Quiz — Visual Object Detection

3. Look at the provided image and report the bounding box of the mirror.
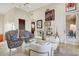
[31,22,35,34]
[66,14,76,38]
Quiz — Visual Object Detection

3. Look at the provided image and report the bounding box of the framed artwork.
[37,20,42,29]
[66,3,76,12]
[47,22,51,26]
[44,22,48,26]
[44,21,51,26]
[46,30,53,36]
[37,30,42,36]
[45,9,55,21]
[31,22,35,34]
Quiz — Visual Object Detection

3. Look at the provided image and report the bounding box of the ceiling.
[0,3,15,15]
[0,3,51,15]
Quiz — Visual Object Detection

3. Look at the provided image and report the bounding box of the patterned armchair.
[19,30,34,43]
[5,30,23,49]
[24,31,34,43]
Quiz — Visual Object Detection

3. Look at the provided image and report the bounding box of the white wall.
[4,8,16,33]
[14,8,32,32]
[30,3,79,45]
[0,15,9,54]
[76,4,79,45]
[0,15,4,34]
[30,4,66,42]
[4,7,32,33]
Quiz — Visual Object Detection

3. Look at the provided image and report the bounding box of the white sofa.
[29,40,52,56]
[51,37,59,50]
[46,36,60,56]
[28,36,60,56]
[46,36,60,50]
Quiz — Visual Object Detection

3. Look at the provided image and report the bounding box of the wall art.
[37,20,42,29]
[66,3,76,12]
[45,9,55,21]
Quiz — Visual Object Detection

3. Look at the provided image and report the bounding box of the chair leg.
[29,49,30,56]
[9,49,12,56]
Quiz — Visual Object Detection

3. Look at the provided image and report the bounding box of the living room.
[0,3,79,56]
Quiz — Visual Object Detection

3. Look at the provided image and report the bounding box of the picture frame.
[66,3,76,12]
[45,9,55,21]
[47,22,51,26]
[46,30,53,36]
[37,30,42,36]
[31,22,35,34]
[37,20,42,29]
[44,21,51,26]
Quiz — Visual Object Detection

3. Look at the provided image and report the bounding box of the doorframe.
[18,18,25,38]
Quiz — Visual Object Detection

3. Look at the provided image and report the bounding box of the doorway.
[66,15,76,37]
[19,19,25,37]
[31,22,35,35]
[19,19,25,30]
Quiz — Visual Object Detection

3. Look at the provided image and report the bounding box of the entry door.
[19,19,25,30]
